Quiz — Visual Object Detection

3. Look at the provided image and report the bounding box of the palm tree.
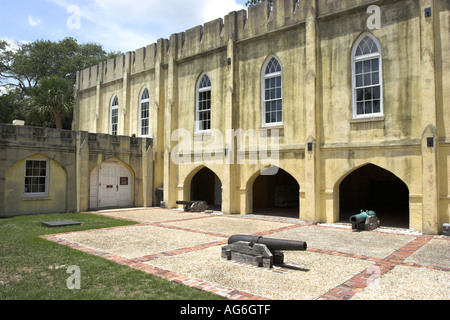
[30,76,74,129]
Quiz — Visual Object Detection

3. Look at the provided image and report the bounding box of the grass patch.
[0,213,226,300]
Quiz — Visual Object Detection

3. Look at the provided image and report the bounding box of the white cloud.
[28,15,41,27]
[202,0,246,22]
[1,37,21,51]
[47,0,245,52]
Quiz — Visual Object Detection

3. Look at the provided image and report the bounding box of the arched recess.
[187,166,222,210]
[248,166,300,218]
[4,153,67,216]
[90,158,134,210]
[337,163,410,228]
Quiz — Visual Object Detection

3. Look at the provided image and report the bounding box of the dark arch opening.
[190,167,222,211]
[252,168,299,218]
[339,164,410,228]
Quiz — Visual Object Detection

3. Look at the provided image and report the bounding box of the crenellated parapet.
[75,0,382,92]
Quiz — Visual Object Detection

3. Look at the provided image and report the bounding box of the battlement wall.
[76,0,381,91]
[0,123,150,156]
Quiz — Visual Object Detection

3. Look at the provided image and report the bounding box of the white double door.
[90,161,131,209]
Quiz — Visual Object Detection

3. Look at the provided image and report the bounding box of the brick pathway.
[41,208,449,300]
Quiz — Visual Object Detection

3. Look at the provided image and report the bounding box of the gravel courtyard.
[43,208,450,300]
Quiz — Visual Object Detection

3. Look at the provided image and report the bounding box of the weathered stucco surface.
[69,0,449,234]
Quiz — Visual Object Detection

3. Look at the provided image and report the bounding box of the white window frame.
[351,33,383,120]
[110,95,119,136]
[139,88,150,137]
[261,56,283,127]
[195,73,212,133]
[24,159,49,197]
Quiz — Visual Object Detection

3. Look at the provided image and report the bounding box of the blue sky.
[0,0,248,52]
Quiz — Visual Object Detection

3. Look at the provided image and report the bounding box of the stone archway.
[338,164,410,228]
[251,167,300,219]
[190,167,222,211]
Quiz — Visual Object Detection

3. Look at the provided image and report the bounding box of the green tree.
[245,0,272,6]
[30,76,74,130]
[0,89,26,124]
[0,37,119,129]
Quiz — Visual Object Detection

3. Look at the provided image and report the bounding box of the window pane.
[277,100,282,111]
[373,100,381,113]
[373,86,380,99]
[271,112,276,123]
[364,73,371,86]
[357,102,364,114]
[276,77,281,87]
[357,89,364,101]
[365,101,372,114]
[363,60,371,73]
[372,72,379,85]
[355,62,363,74]
[372,58,379,71]
[356,75,363,87]
[364,88,372,100]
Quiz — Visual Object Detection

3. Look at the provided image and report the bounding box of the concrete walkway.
[42,208,449,300]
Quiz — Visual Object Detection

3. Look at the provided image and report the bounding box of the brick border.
[318,236,449,300]
[41,233,267,300]
[41,210,449,300]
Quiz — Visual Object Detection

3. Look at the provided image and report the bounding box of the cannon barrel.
[350,210,376,224]
[228,235,307,251]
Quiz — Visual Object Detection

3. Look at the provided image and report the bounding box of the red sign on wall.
[120,177,128,186]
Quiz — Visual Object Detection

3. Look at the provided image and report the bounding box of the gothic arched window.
[352,34,383,118]
[110,95,119,136]
[139,88,150,136]
[196,73,211,132]
[262,56,283,126]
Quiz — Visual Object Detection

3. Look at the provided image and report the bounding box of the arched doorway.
[339,164,410,228]
[252,167,299,218]
[190,167,222,210]
[90,160,133,210]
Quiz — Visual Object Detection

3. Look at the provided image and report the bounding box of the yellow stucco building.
[0,124,154,218]
[3,0,445,234]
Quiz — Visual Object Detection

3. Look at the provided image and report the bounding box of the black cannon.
[176,200,208,212]
[222,235,307,268]
[228,235,307,251]
[349,210,380,231]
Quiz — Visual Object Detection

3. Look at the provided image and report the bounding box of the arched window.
[139,88,150,136]
[110,95,119,136]
[352,33,383,118]
[196,73,211,132]
[262,56,283,126]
